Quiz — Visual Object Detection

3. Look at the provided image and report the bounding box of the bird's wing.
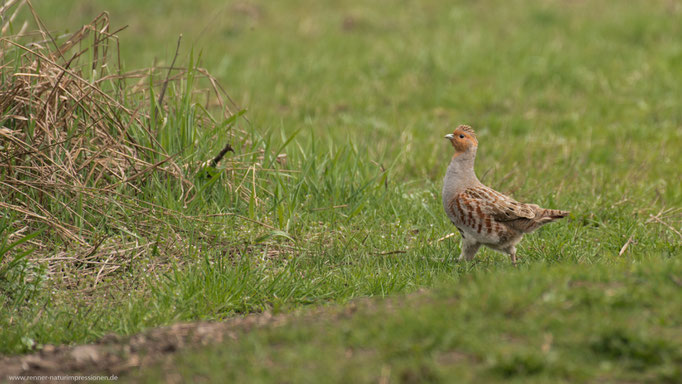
[461,187,536,222]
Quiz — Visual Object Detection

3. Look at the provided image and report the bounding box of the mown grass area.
[1,0,681,381]
[134,261,682,383]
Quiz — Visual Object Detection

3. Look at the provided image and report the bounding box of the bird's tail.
[524,207,570,232]
[540,208,570,220]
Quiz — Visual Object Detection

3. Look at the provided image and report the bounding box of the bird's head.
[445,125,478,157]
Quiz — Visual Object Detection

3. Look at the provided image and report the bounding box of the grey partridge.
[442,125,569,264]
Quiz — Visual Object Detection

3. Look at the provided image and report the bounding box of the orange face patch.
[449,125,478,155]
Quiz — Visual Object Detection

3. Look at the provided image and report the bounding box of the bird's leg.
[507,246,517,266]
[459,236,481,261]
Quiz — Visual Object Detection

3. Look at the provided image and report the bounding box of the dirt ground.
[0,298,379,383]
[0,311,285,382]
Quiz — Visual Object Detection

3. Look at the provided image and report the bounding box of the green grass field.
[1,0,681,382]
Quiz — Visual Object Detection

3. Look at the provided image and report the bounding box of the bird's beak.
[444,134,454,140]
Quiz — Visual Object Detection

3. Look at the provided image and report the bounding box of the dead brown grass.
[0,0,250,285]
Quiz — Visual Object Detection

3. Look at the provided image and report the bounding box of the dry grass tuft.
[0,1,251,284]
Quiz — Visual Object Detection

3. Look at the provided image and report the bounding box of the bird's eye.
[459,134,465,139]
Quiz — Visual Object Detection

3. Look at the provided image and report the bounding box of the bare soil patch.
[0,296,396,381]
[0,311,282,381]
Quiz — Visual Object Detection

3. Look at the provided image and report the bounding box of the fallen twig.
[434,232,456,244]
[373,250,407,256]
[647,214,682,240]
[618,234,634,257]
